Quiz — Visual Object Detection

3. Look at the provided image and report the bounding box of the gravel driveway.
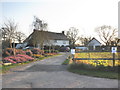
[2,53,119,88]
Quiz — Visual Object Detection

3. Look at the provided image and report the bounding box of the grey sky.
[1,0,119,42]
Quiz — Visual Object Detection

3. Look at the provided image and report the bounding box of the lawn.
[68,68,119,79]
[68,63,119,79]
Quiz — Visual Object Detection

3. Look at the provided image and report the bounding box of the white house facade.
[87,38,102,50]
[23,30,69,48]
[48,40,69,46]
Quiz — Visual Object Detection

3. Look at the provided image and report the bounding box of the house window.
[54,40,57,43]
[63,41,66,44]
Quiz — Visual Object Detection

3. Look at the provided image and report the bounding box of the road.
[2,53,119,88]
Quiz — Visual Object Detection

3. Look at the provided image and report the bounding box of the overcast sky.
[1,0,119,41]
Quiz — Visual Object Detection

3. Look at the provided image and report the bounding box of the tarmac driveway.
[2,53,119,88]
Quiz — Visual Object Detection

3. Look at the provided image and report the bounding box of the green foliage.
[44,50,58,53]
[62,59,69,65]
[68,63,119,79]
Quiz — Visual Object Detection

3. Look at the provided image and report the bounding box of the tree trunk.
[10,39,12,48]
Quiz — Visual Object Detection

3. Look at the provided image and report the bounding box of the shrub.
[69,63,119,73]
[69,63,94,70]
[31,48,44,54]
[2,48,14,57]
[25,49,33,56]
[44,50,58,53]
[44,50,50,53]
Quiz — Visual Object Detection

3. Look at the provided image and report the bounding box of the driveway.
[2,53,119,88]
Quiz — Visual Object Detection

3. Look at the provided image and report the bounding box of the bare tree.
[66,27,79,47]
[15,32,26,43]
[110,38,119,46]
[33,16,48,31]
[1,20,17,48]
[32,16,49,49]
[95,25,118,46]
[79,36,92,46]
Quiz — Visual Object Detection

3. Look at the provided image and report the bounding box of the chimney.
[62,31,64,34]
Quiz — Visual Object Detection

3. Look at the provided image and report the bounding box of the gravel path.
[2,53,119,88]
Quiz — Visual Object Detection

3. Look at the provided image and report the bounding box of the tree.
[32,16,49,49]
[109,38,119,46]
[66,27,79,47]
[95,25,118,46]
[79,36,92,46]
[1,20,17,48]
[33,16,48,31]
[15,32,26,43]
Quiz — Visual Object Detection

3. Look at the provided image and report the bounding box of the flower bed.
[45,53,57,56]
[16,54,34,61]
[74,52,120,66]
[2,48,59,65]
[33,54,44,58]
[3,54,34,64]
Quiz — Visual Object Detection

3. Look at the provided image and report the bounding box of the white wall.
[88,39,101,46]
[48,40,69,46]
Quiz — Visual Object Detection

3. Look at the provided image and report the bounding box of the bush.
[31,48,44,54]
[2,48,14,57]
[44,50,58,53]
[44,50,50,53]
[96,65,118,73]
[25,49,33,56]
[69,63,94,70]
[69,63,119,73]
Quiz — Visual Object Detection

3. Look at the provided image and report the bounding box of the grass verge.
[62,55,72,65]
[62,59,70,65]
[68,64,119,79]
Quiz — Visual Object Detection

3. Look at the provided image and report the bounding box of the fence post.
[113,53,115,67]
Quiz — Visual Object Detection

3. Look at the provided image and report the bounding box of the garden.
[63,52,120,79]
[74,52,120,66]
[1,48,59,73]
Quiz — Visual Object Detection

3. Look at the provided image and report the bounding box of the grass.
[2,61,33,73]
[2,53,61,73]
[62,55,72,65]
[62,59,70,65]
[68,63,119,79]
[68,68,118,79]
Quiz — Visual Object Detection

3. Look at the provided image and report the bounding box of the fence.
[73,51,120,66]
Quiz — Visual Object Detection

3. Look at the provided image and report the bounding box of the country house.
[21,29,69,48]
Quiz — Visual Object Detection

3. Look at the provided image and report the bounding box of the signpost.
[71,49,75,63]
[111,47,117,66]
[71,49,75,55]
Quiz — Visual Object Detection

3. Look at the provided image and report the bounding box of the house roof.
[24,30,69,43]
[87,37,102,46]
